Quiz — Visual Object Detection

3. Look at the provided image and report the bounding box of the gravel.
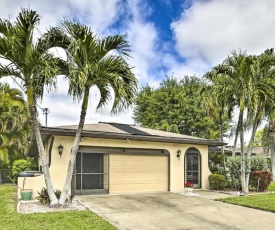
[18,199,87,214]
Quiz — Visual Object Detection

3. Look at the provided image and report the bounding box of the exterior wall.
[18,135,211,198]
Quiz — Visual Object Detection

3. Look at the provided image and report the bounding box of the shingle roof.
[28,122,225,156]
[57,123,128,134]
[48,122,225,146]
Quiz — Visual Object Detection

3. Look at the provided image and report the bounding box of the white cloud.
[171,0,275,67]
[0,0,138,126]
[7,0,274,127]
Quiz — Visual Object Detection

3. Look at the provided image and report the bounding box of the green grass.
[216,193,275,213]
[0,185,117,230]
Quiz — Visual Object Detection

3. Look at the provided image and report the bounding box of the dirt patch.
[18,199,87,213]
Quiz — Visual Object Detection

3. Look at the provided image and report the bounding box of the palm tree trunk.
[245,109,261,192]
[59,88,89,205]
[269,120,275,181]
[238,106,246,193]
[269,132,275,181]
[219,110,227,176]
[232,119,240,156]
[27,86,58,206]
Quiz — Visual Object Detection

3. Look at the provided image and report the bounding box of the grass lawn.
[0,185,117,230]
[216,193,275,213]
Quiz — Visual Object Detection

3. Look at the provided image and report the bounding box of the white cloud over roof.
[1,0,275,130]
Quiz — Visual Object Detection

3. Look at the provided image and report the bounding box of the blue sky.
[1,0,275,132]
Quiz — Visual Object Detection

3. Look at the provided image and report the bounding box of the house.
[19,122,224,198]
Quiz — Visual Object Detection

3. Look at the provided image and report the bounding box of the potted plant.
[184,181,194,194]
[7,175,33,200]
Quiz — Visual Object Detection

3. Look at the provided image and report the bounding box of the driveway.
[77,191,275,230]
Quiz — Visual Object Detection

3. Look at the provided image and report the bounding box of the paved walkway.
[77,190,275,230]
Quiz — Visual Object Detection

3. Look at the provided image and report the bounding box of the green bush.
[250,155,269,171]
[11,158,35,182]
[267,181,275,192]
[36,187,72,204]
[208,174,226,190]
[208,152,225,175]
[226,155,268,189]
[226,156,242,189]
[250,171,272,192]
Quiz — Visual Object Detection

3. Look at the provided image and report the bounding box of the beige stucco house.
[19,122,224,198]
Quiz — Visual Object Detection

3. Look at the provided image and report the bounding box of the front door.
[75,152,108,195]
[185,148,201,188]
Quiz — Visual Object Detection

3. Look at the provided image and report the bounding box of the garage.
[25,122,223,198]
[73,147,169,195]
[109,154,169,194]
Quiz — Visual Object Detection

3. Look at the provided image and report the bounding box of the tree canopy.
[0,83,30,166]
[133,76,222,138]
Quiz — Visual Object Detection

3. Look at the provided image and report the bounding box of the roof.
[28,122,226,155]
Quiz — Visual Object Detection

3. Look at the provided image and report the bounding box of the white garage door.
[109,154,168,194]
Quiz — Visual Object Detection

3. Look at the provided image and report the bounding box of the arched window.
[185,148,201,188]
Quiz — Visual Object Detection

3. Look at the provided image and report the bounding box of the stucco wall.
[18,135,211,198]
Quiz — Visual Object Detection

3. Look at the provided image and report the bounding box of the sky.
[1,0,275,132]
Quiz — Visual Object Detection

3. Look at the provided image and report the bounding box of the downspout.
[48,135,55,168]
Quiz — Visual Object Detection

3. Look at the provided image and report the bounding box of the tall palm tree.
[203,72,234,175]
[0,9,66,205]
[208,51,254,193]
[245,49,275,187]
[268,116,275,181]
[53,20,138,204]
[0,83,29,165]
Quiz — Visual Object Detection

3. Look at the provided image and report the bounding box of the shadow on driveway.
[77,191,275,230]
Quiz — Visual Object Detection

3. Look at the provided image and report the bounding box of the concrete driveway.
[77,191,275,230]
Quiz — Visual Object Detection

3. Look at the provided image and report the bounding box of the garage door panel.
[110,154,168,194]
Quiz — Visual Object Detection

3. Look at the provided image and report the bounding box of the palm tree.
[52,20,138,204]
[208,51,254,193]
[203,72,234,175]
[268,116,275,181]
[0,9,66,205]
[245,49,275,187]
[0,83,30,165]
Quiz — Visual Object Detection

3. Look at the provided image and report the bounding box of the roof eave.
[39,127,226,147]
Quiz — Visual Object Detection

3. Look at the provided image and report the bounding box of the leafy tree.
[253,129,265,147]
[134,76,219,138]
[51,20,138,205]
[0,83,30,165]
[11,158,36,182]
[208,152,224,175]
[0,9,66,205]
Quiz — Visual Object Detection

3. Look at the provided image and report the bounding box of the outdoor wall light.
[177,149,181,159]
[58,144,64,158]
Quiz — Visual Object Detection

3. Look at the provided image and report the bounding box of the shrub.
[208,174,226,190]
[208,152,225,175]
[37,187,62,204]
[250,171,272,192]
[226,156,242,189]
[36,188,73,204]
[226,155,268,189]
[250,156,268,172]
[11,158,35,182]
[267,181,275,192]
